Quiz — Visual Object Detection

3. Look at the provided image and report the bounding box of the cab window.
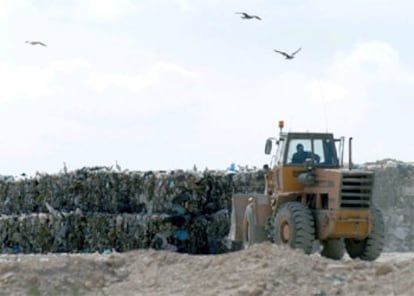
[286,138,337,166]
[287,139,312,164]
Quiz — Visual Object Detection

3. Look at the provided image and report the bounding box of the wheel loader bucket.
[228,193,253,242]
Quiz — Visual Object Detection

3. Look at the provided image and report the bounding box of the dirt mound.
[0,242,413,296]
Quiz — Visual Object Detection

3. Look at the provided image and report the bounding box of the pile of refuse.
[0,167,265,254]
[1,160,413,254]
[363,159,414,252]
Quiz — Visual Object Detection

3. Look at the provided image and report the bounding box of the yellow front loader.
[229,121,384,261]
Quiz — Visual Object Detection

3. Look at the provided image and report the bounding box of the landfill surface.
[0,242,413,296]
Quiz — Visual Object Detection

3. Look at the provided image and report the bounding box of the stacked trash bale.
[363,159,414,252]
[3,160,411,254]
[0,167,265,254]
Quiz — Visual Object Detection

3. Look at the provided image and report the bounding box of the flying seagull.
[235,12,261,20]
[25,40,47,47]
[273,48,301,59]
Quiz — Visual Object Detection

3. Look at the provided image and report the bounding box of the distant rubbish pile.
[363,159,414,252]
[1,160,413,254]
[0,167,265,254]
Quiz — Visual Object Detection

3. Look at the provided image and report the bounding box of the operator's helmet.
[297,143,304,151]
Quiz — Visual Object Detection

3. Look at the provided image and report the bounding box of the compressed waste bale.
[3,163,405,253]
[0,167,265,216]
[0,212,176,254]
[364,160,414,252]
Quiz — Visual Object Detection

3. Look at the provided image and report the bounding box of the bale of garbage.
[363,159,414,252]
[0,167,265,254]
[2,160,412,254]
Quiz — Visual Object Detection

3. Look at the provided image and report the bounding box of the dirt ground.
[0,242,413,296]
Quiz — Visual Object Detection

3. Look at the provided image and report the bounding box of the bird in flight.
[273,48,302,59]
[25,40,47,47]
[235,12,261,20]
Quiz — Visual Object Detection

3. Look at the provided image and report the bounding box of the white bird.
[115,160,122,172]
[273,48,302,59]
[25,40,47,47]
[235,12,261,20]
[45,202,63,218]
[62,162,68,174]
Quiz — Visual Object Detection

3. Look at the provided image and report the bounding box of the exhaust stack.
[349,137,353,170]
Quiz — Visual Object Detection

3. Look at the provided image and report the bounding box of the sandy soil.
[0,242,413,296]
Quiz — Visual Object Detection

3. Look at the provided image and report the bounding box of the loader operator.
[291,143,320,164]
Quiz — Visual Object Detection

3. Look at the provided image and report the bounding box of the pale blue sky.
[1,0,414,176]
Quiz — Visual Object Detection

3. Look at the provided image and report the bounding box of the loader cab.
[264,131,343,194]
[265,132,341,169]
[285,133,339,168]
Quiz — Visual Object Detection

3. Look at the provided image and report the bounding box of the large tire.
[242,204,267,249]
[345,207,385,261]
[273,202,315,255]
[344,238,365,259]
[321,239,345,260]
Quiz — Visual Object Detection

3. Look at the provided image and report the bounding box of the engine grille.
[340,172,373,208]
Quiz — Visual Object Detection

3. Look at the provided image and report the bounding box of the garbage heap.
[1,160,413,254]
[0,167,265,254]
[363,159,414,252]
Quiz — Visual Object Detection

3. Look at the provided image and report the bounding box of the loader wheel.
[344,239,364,259]
[243,204,267,249]
[345,207,385,261]
[321,239,345,260]
[273,202,315,254]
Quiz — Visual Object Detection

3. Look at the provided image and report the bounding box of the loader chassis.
[229,127,384,261]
